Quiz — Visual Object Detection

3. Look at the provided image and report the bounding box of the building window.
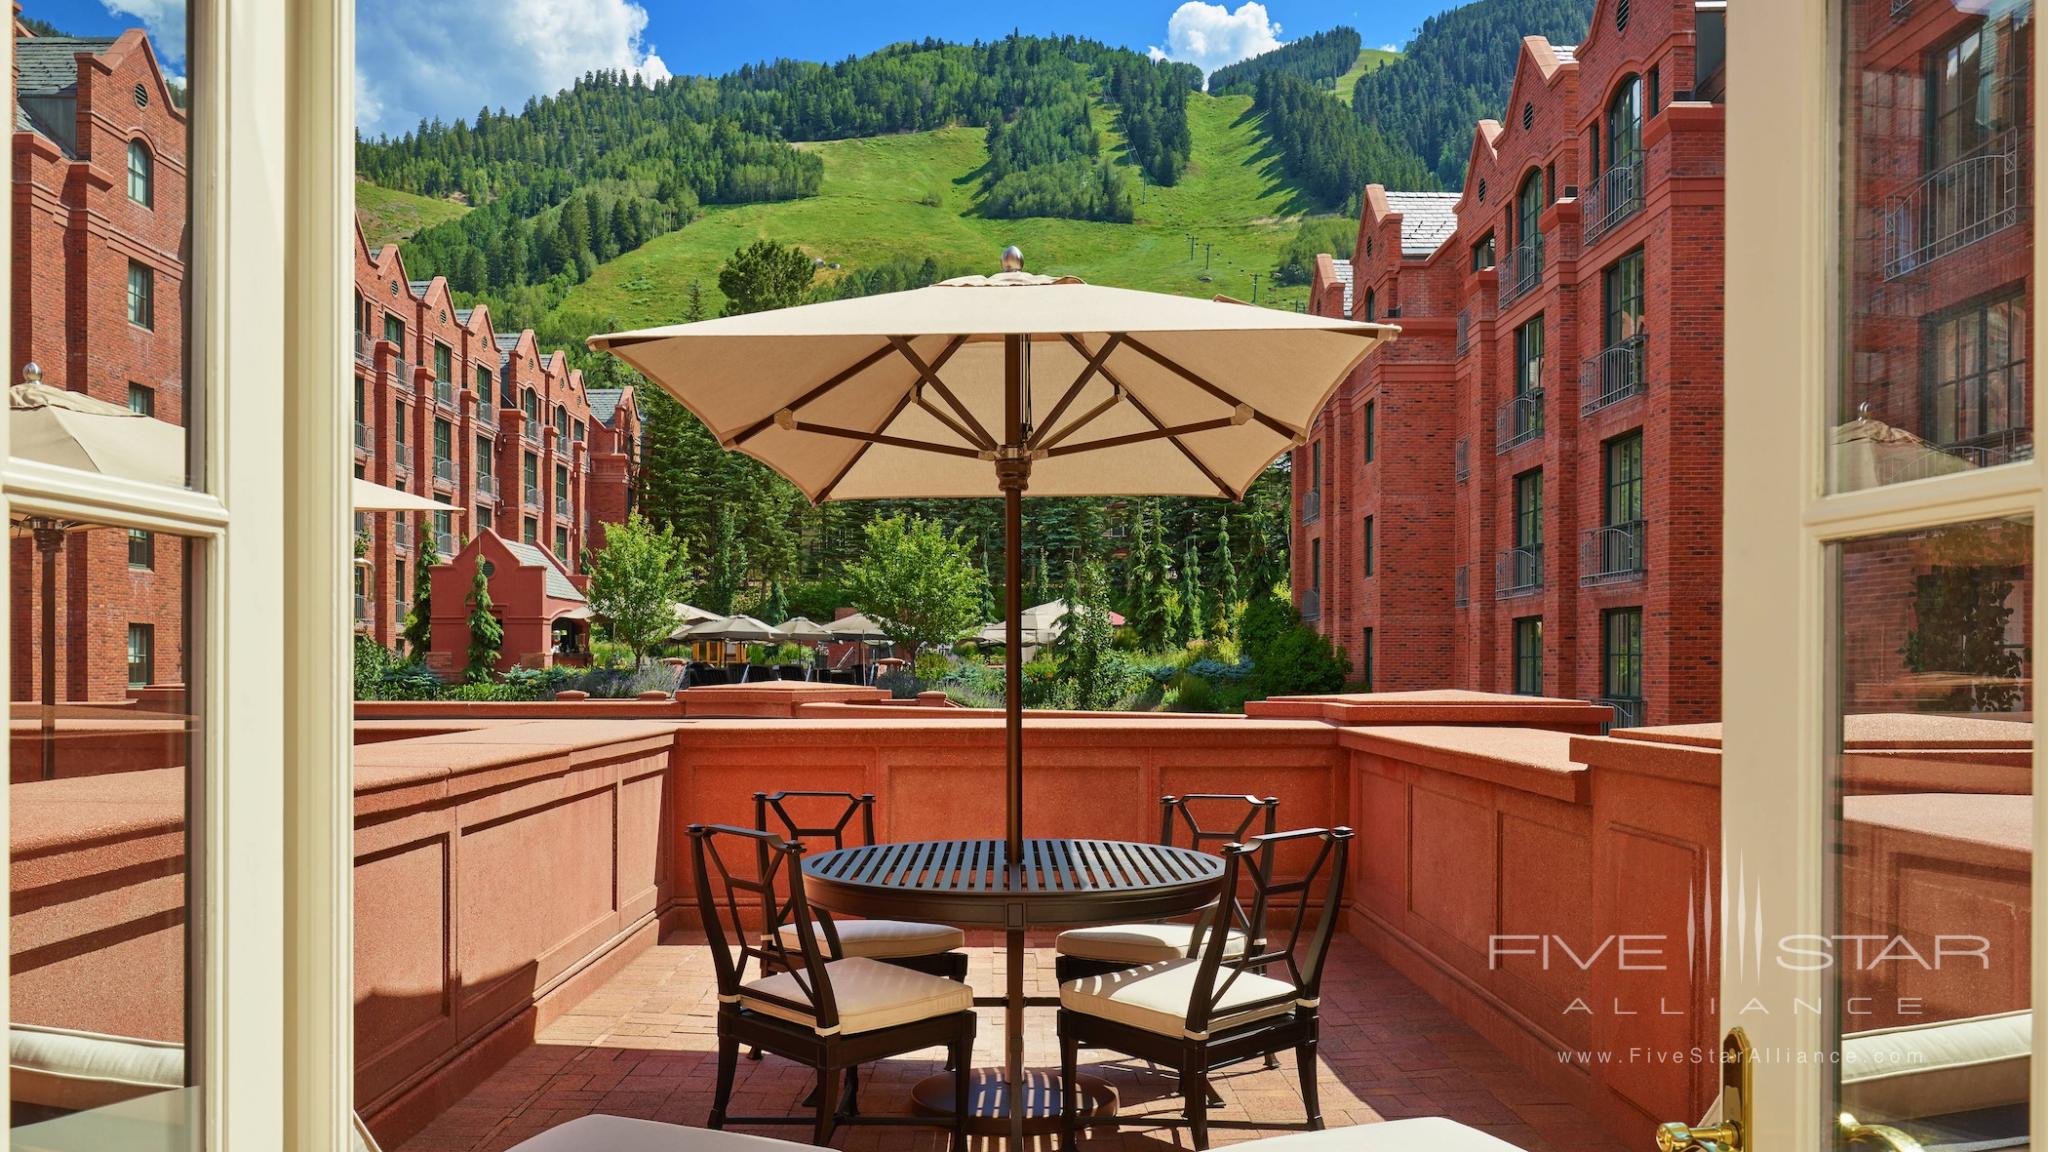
[396,559,407,604]
[573,418,586,443]
[1471,232,1496,271]
[1310,440,1322,497]
[383,312,404,351]
[128,383,156,416]
[1363,515,1375,577]
[127,623,155,688]
[475,435,493,477]
[1608,74,1643,174]
[1515,169,1544,254]
[1512,617,1543,695]
[433,418,453,477]
[522,389,539,423]
[1925,292,2029,451]
[1363,401,1376,463]
[128,528,154,570]
[434,506,453,549]
[1516,315,1546,397]
[555,526,569,558]
[1604,250,1646,346]
[1361,627,1374,691]
[476,363,493,399]
[127,261,155,329]
[1602,607,1644,701]
[1929,19,2025,175]
[1606,433,1644,525]
[1647,64,1661,118]
[556,463,569,500]
[523,451,539,496]
[433,341,452,383]
[555,406,570,441]
[127,139,153,206]
[395,400,407,447]
[1363,288,1377,322]
[523,517,539,545]
[1514,469,1544,549]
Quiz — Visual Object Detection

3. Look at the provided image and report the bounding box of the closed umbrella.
[10,375,186,780]
[590,254,1393,1139]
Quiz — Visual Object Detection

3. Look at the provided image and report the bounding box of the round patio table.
[802,836,1226,1148]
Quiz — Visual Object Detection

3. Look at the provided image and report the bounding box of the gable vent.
[133,82,148,109]
[1616,0,1630,32]
[1523,103,1534,130]
[1478,178,1489,202]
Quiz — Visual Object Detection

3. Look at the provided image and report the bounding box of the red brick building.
[1293,0,1728,727]
[9,22,189,704]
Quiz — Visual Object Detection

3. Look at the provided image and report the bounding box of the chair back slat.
[1159,793,1279,851]
[1185,826,1353,1035]
[689,823,841,1030]
[756,790,878,849]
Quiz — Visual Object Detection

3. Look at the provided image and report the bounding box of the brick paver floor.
[394,932,1626,1152]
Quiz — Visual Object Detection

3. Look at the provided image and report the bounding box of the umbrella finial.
[1000,246,1024,273]
[20,362,40,385]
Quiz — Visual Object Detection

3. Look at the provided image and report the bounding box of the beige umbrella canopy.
[1831,411,1975,490]
[353,477,466,514]
[776,616,834,641]
[681,614,786,644]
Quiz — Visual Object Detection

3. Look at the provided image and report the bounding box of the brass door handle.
[1657,1122,1740,1152]
[1839,1113,1925,1152]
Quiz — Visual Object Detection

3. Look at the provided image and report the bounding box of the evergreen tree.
[1177,534,1206,644]
[463,565,503,681]
[1052,558,1119,710]
[1214,516,1241,634]
[403,524,438,657]
[1126,501,1173,649]
[705,504,750,615]
[718,240,816,316]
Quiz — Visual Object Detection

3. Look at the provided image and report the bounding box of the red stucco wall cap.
[1338,724,1587,802]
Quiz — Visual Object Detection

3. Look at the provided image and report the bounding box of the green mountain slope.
[551,92,1325,330]
[1332,48,1401,106]
[355,181,469,249]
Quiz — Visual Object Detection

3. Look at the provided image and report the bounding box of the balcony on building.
[475,473,499,502]
[1496,231,1545,309]
[1582,157,1644,249]
[1300,486,1322,524]
[476,400,497,428]
[556,495,571,518]
[1455,306,1472,358]
[354,330,373,365]
[432,456,459,490]
[1596,695,1647,730]
[1580,335,1648,416]
[436,531,456,556]
[433,376,457,408]
[1883,129,2025,282]
[1581,520,1647,585]
[353,594,371,627]
[391,517,412,553]
[391,453,412,481]
[1495,390,1545,453]
[523,484,542,511]
[353,420,374,455]
[1496,543,1544,598]
[394,595,410,622]
[1300,585,1321,621]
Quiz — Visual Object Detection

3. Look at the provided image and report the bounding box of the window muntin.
[433,417,453,465]
[476,363,492,398]
[555,526,569,559]
[1514,469,1544,548]
[476,435,493,477]
[1925,292,2029,456]
[433,341,452,383]
[1471,232,1496,271]
[523,517,539,545]
[128,382,156,416]
[125,622,155,687]
[1515,169,1545,251]
[127,138,153,207]
[1601,607,1643,700]
[383,312,404,352]
[1605,433,1644,525]
[1512,616,1543,694]
[1604,249,1645,347]
[128,528,155,570]
[1516,315,1546,397]
[1310,440,1323,496]
[127,260,155,329]
[1930,19,2026,172]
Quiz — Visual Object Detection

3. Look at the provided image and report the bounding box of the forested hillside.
[1209,27,1363,95]
[1252,72,1437,202]
[1353,0,1596,186]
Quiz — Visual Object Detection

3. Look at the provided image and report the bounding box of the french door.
[0,2,354,1148]
[1727,1,2048,1149]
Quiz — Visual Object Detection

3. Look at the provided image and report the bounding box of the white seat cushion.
[1224,1117,1527,1151]
[1055,922,1249,965]
[506,1114,822,1152]
[10,1024,185,1112]
[773,918,965,960]
[1843,1009,2030,1119]
[733,956,973,1035]
[1060,958,1299,1040]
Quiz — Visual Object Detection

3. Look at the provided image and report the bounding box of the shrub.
[556,662,684,699]
[1165,672,1215,713]
[1237,594,1298,666]
[1246,624,1348,699]
[913,650,953,681]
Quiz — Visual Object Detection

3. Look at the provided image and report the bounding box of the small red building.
[426,530,592,678]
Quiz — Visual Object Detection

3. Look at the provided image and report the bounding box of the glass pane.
[10,515,202,1143]
[10,3,198,491]
[1835,1,2033,491]
[1832,517,2031,1148]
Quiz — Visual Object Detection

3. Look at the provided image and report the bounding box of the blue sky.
[23,1,1460,137]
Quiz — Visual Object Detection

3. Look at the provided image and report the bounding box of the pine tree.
[1178,534,1205,644]
[403,523,439,657]
[705,503,749,614]
[464,565,503,681]
[1214,516,1241,635]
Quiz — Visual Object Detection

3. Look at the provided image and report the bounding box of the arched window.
[1607,75,1643,175]
[1516,169,1545,253]
[127,139,153,207]
[1364,288,1377,322]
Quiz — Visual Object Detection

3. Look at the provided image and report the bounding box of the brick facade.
[1293,2,1727,727]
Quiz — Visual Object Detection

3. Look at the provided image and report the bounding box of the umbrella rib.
[1033,388,1126,452]
[732,341,899,445]
[911,392,990,453]
[1119,334,1298,440]
[1042,416,1242,458]
[889,337,992,450]
[784,419,986,459]
[1095,358,1242,499]
[1029,334,1125,448]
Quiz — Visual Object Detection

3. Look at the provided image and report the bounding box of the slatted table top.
[802,837,1226,928]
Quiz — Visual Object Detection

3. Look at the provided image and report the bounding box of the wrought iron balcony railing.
[1455,307,1472,357]
[354,594,372,625]
[1496,544,1544,599]
[354,511,373,537]
[1883,132,2024,281]
[1597,695,1646,730]
[523,485,542,510]
[1496,390,1545,453]
[354,421,374,453]
[1455,438,1470,482]
[433,377,457,407]
[355,331,374,364]
[1497,233,1545,308]
[556,495,571,518]
[476,401,497,427]
[1580,335,1648,416]
[389,356,411,383]
[1581,520,1647,586]
[437,531,457,557]
[433,457,459,487]
[476,473,499,501]
[1454,565,1470,608]
[1301,488,1322,524]
[392,454,412,479]
[392,519,412,551]
[1300,587,1321,622]
[1582,158,1644,248]
[395,597,411,623]
[1876,428,2032,484]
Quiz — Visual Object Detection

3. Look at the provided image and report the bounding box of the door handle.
[1838,1113,1925,1152]
[1654,1029,1751,1152]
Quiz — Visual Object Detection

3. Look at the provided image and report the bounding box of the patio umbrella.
[352,477,466,514]
[9,376,186,780]
[776,616,833,642]
[590,256,1393,854]
[682,614,787,644]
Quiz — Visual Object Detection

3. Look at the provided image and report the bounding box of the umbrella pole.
[1000,334,1027,860]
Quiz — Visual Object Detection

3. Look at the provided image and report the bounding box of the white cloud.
[100,0,185,71]
[356,0,671,137]
[1148,2,1286,84]
[1380,42,1399,52]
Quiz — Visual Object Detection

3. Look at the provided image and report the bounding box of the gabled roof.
[1329,260,1354,317]
[1552,44,1578,64]
[586,388,624,425]
[502,538,585,601]
[14,36,114,97]
[407,279,433,296]
[1384,192,1463,258]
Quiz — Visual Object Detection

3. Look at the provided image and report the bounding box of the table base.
[910,1068,1116,1136]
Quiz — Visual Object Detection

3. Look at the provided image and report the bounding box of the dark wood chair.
[1053,794,1279,983]
[1057,826,1353,1151]
[755,791,969,981]
[691,823,975,1149]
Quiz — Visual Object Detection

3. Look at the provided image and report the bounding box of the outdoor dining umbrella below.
[681,615,786,681]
